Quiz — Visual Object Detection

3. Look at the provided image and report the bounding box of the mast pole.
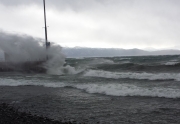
[43,0,48,60]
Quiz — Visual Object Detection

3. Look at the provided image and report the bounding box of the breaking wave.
[163,60,179,65]
[0,77,180,98]
[83,70,180,81]
[75,83,180,98]
[96,62,180,72]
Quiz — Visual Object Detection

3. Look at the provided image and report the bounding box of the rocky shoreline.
[0,103,79,124]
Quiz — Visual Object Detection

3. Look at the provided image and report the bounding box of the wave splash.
[0,31,78,75]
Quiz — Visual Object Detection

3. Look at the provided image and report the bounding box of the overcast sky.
[0,0,180,49]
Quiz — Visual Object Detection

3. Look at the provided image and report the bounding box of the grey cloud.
[0,0,39,6]
[0,0,156,11]
[1,0,180,14]
[1,0,180,49]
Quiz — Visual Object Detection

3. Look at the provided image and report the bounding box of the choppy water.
[1,55,180,123]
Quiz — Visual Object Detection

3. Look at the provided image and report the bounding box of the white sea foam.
[164,61,179,65]
[117,58,131,60]
[0,78,25,86]
[0,77,180,98]
[90,58,115,65]
[162,59,179,65]
[74,83,180,98]
[114,57,131,64]
[83,70,180,81]
[0,78,66,87]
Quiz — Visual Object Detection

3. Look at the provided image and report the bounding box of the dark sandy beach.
[0,85,180,124]
[0,103,75,124]
[0,86,79,124]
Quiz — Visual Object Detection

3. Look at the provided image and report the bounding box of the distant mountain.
[62,47,180,58]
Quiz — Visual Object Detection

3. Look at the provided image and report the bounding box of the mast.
[43,0,50,60]
[43,0,48,49]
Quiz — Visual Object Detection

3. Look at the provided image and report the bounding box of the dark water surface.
[0,55,180,123]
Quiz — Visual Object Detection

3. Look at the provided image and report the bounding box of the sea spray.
[44,43,77,75]
[0,49,5,61]
[0,31,46,62]
[0,31,77,74]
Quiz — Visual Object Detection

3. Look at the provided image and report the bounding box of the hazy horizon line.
[62,46,180,51]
